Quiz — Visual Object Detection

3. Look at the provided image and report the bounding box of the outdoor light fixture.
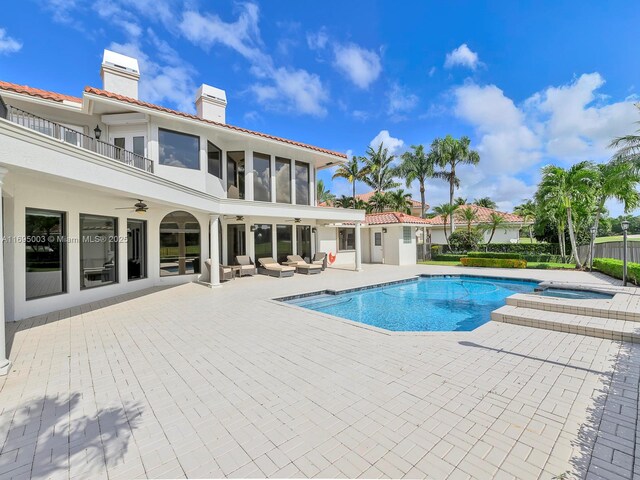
[311,227,317,234]
[250,225,257,232]
[382,228,387,233]
[93,125,102,140]
[622,220,630,285]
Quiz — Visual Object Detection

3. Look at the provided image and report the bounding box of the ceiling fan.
[223,215,245,221]
[116,199,149,214]
[285,218,302,223]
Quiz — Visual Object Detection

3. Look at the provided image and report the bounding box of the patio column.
[209,214,221,286]
[0,167,10,375]
[355,222,363,272]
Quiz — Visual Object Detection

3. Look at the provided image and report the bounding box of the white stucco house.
[0,49,371,374]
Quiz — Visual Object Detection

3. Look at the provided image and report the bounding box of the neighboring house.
[0,47,368,351]
[355,191,426,217]
[427,205,527,244]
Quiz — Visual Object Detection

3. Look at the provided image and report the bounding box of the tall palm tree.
[316,179,335,205]
[609,105,640,167]
[536,161,598,268]
[398,145,434,218]
[513,200,536,244]
[332,156,366,207]
[586,159,640,266]
[387,189,413,214]
[367,191,392,213]
[482,212,509,245]
[456,206,479,234]
[361,143,400,193]
[473,197,497,209]
[432,135,480,234]
[454,196,468,206]
[433,203,459,248]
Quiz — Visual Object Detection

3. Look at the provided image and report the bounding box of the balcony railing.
[2,105,154,173]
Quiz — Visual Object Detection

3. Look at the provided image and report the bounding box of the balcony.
[1,104,154,173]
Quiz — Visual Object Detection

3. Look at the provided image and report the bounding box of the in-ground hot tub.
[539,288,614,300]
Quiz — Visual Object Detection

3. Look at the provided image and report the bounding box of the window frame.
[295,161,310,206]
[403,226,412,244]
[253,152,272,202]
[337,227,356,251]
[158,127,201,170]
[79,214,119,290]
[275,157,292,204]
[207,141,222,179]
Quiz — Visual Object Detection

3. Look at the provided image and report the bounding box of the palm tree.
[316,179,335,205]
[456,206,479,234]
[332,156,366,207]
[353,198,368,210]
[454,197,468,206]
[609,105,640,167]
[482,212,510,245]
[367,191,392,213]
[361,143,400,193]
[432,135,480,234]
[387,190,413,214]
[334,195,354,208]
[398,145,434,218]
[513,200,536,244]
[473,197,497,209]
[536,161,598,268]
[586,159,640,266]
[433,203,459,248]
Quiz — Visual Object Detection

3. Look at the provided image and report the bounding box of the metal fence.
[4,105,154,173]
[577,241,640,263]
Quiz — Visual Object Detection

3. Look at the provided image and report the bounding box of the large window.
[254,224,273,260]
[227,151,245,199]
[159,128,200,169]
[338,227,355,251]
[207,141,222,178]
[296,225,312,262]
[26,209,65,300]
[80,215,118,289]
[295,161,310,205]
[127,219,146,280]
[275,157,291,203]
[227,224,246,263]
[276,225,293,264]
[253,153,272,202]
[159,211,201,276]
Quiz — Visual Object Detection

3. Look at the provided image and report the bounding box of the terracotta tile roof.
[430,204,525,225]
[355,191,423,208]
[84,87,347,159]
[0,80,82,104]
[342,212,432,225]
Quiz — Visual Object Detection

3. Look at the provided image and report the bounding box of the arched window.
[160,211,201,276]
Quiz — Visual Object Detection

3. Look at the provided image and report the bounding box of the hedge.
[467,252,524,260]
[431,254,465,262]
[460,257,528,269]
[522,254,564,263]
[593,258,640,285]
[484,243,562,254]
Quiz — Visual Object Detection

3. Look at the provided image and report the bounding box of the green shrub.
[521,254,564,263]
[448,229,484,252]
[431,254,464,262]
[467,252,523,260]
[484,243,562,255]
[593,258,640,285]
[460,257,527,269]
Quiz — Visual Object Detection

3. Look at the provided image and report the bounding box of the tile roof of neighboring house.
[0,80,82,104]
[355,191,423,207]
[83,87,347,158]
[430,204,525,225]
[342,212,433,225]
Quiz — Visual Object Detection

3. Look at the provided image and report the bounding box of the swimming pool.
[541,288,614,300]
[284,275,538,332]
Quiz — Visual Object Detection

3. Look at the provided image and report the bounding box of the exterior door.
[371,228,384,263]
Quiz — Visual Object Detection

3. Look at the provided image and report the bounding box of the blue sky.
[2,1,639,214]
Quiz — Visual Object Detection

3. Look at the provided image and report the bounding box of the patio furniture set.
[211,253,327,281]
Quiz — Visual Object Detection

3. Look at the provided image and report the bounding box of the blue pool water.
[541,288,613,300]
[285,275,538,332]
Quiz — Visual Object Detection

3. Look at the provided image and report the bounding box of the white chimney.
[100,49,140,99]
[195,84,227,123]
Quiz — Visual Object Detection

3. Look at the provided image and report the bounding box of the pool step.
[506,293,640,323]
[492,305,640,343]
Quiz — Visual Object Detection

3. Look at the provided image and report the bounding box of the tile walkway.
[0,264,638,479]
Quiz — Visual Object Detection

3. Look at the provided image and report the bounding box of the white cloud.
[333,43,382,89]
[179,4,328,116]
[0,28,22,55]
[369,130,404,155]
[428,66,437,77]
[387,83,418,117]
[307,29,328,50]
[444,43,480,70]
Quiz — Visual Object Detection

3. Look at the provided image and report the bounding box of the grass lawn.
[595,235,640,244]
[419,260,577,270]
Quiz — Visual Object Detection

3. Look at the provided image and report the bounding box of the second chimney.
[100,49,140,99]
[196,84,227,123]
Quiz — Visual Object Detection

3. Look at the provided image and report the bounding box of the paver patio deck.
[0,264,639,479]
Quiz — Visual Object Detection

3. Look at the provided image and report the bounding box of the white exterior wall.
[317,226,355,267]
[378,226,417,266]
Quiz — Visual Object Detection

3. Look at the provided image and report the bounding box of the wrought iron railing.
[3,105,154,173]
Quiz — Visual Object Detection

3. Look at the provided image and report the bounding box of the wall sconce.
[93,125,102,140]
[312,227,317,233]
[250,225,257,232]
[382,228,387,233]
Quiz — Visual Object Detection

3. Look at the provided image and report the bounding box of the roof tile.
[0,80,82,104]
